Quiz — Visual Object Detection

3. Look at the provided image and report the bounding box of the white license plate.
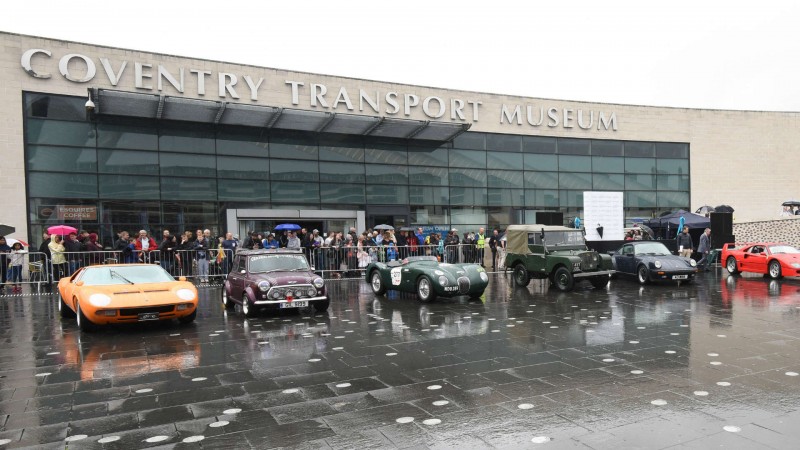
[280,300,308,308]
[138,312,160,321]
[672,275,688,280]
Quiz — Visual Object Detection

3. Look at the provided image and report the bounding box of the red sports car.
[721,242,800,279]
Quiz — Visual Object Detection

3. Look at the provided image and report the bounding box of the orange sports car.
[58,264,198,331]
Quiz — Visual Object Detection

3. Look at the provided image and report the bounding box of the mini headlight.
[271,291,281,299]
[480,272,489,282]
[654,261,662,269]
[438,276,448,286]
[258,281,271,292]
[89,293,111,307]
[176,288,195,300]
[307,288,317,296]
[690,259,697,267]
[313,278,324,288]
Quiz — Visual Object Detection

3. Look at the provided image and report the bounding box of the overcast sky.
[4,1,799,111]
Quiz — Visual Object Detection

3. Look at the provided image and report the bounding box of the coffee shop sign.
[21,49,617,131]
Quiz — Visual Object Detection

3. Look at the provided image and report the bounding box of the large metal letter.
[500,104,521,124]
[311,84,329,108]
[333,87,354,110]
[99,58,127,86]
[243,75,264,101]
[59,54,96,83]
[285,80,304,105]
[577,110,594,129]
[451,99,465,120]
[423,96,445,118]
[359,90,379,112]
[598,112,618,131]
[563,108,574,128]
[403,94,419,116]
[191,69,211,95]
[21,49,52,79]
[547,107,559,127]
[468,100,482,122]
[135,63,153,89]
[219,73,240,99]
[158,65,184,93]
[385,92,400,114]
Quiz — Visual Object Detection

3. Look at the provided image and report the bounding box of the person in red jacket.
[134,230,156,263]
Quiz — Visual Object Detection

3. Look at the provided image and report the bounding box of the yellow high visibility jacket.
[476,233,485,248]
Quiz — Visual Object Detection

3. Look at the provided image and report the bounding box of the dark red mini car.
[222,249,329,317]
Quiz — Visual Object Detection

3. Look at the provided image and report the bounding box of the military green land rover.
[504,224,614,291]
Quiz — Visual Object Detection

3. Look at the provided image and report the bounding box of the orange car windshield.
[79,266,175,285]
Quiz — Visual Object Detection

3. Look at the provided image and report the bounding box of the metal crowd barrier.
[0,251,50,294]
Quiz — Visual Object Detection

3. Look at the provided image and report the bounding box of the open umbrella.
[676,216,686,236]
[374,224,394,230]
[781,200,800,207]
[274,223,301,231]
[47,225,78,236]
[695,205,715,215]
[5,238,29,247]
[0,224,15,236]
[714,205,735,213]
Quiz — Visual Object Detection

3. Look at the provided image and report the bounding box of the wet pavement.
[2,269,800,449]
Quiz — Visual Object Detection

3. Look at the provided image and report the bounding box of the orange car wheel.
[59,293,75,318]
[76,300,98,332]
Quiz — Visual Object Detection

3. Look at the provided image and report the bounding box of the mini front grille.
[266,284,315,299]
[119,305,174,316]
[457,277,470,294]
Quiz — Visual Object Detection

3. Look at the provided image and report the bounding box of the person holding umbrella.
[0,237,10,293]
[48,235,67,281]
[7,242,27,292]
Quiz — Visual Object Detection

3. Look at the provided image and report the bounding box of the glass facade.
[23,92,690,246]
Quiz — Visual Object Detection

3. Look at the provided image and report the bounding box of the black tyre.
[590,275,609,289]
[221,285,234,310]
[726,256,740,275]
[553,267,574,292]
[513,264,530,287]
[416,276,437,303]
[241,298,258,318]
[370,270,387,295]
[178,309,197,324]
[637,265,650,285]
[76,301,97,332]
[59,294,75,318]
[768,260,783,279]
[314,299,330,312]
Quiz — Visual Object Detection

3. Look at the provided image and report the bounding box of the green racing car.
[366,256,489,302]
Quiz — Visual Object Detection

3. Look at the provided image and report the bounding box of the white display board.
[583,191,624,241]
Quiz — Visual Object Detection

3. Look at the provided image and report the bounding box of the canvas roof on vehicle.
[505,224,576,254]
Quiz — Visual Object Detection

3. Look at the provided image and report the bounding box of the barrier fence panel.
[1,251,51,293]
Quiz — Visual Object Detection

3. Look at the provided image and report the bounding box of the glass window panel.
[97,123,158,150]
[450,187,488,206]
[159,125,215,154]
[591,140,624,156]
[28,172,97,198]
[624,141,655,157]
[162,202,221,230]
[523,153,558,171]
[409,166,448,186]
[558,138,590,155]
[320,183,365,204]
[559,155,591,172]
[409,186,448,205]
[218,179,270,202]
[100,201,160,228]
[319,138,365,162]
[592,173,625,190]
[523,136,556,154]
[160,177,217,201]
[656,158,689,175]
[559,190,584,208]
[453,132,485,150]
[627,191,657,208]
[625,158,656,174]
[367,185,408,204]
[271,159,319,182]
[25,119,96,147]
[488,188,525,207]
[27,146,96,172]
[486,134,521,152]
[487,170,523,188]
[160,152,216,177]
[99,175,159,199]
[216,128,269,157]
[525,189,559,207]
[559,172,593,190]
[25,93,86,121]
[625,174,656,190]
[317,161,365,183]
[365,143,407,164]
[449,149,486,168]
[411,206,448,225]
[217,156,270,180]
[450,208,488,225]
[271,181,319,204]
[98,149,159,175]
[366,164,407,184]
[270,134,318,160]
[657,175,690,191]
[656,142,689,158]
[488,152,523,170]
[592,156,624,173]
[657,191,690,208]
[408,147,448,166]
[449,168,487,187]
[524,171,558,189]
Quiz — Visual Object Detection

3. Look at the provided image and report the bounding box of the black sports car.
[611,241,697,284]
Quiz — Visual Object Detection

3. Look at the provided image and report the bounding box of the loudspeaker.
[712,234,735,250]
[710,212,732,235]
[536,212,563,226]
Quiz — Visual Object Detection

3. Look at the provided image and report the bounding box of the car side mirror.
[75,280,84,286]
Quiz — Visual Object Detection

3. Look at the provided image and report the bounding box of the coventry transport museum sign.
[21,48,617,131]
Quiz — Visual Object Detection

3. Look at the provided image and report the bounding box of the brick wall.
[732,217,800,247]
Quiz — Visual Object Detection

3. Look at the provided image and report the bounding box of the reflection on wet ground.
[1,270,800,448]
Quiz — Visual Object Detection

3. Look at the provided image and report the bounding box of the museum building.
[2,32,798,246]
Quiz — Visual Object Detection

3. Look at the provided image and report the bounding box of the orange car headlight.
[89,293,112,307]
[176,303,193,311]
[176,289,196,301]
